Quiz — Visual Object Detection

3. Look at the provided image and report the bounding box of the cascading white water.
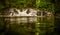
[8,8,37,23]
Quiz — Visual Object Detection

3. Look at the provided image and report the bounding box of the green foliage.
[0,3,5,10]
[0,0,55,11]
[4,0,35,9]
[36,0,54,11]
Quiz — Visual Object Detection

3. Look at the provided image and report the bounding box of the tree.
[36,0,54,12]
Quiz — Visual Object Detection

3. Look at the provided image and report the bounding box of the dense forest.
[0,0,60,35]
[0,0,55,11]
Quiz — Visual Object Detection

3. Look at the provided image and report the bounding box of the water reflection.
[0,8,54,35]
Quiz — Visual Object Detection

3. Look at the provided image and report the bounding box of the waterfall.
[8,8,37,23]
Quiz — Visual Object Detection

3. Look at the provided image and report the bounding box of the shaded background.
[0,0,60,35]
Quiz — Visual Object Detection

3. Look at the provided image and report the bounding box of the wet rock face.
[4,8,37,23]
